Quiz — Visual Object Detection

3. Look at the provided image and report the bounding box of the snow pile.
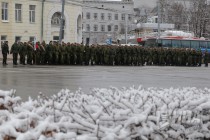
[1,87,210,140]
[162,30,195,38]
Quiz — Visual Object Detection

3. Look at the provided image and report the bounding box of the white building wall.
[82,0,135,45]
[0,0,82,48]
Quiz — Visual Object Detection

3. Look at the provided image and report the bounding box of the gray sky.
[106,0,157,8]
[134,0,157,8]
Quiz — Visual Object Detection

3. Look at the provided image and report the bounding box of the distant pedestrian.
[1,41,9,65]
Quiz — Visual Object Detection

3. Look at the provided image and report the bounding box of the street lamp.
[125,13,128,44]
[59,0,65,44]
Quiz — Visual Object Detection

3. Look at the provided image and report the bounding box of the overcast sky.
[134,0,157,8]
[107,0,157,8]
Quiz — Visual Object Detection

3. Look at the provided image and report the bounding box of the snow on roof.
[162,30,195,38]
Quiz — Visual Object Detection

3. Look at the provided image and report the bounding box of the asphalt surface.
[0,64,209,101]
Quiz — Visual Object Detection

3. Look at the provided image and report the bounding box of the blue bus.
[143,37,210,53]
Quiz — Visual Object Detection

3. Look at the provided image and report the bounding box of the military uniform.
[27,42,34,65]
[19,42,27,65]
[10,42,19,65]
[40,41,46,65]
[1,42,9,65]
[84,45,90,65]
[204,51,209,67]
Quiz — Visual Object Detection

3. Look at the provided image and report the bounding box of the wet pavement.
[0,64,209,101]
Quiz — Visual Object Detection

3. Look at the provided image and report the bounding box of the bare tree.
[167,2,186,30]
[158,0,209,37]
[188,0,208,37]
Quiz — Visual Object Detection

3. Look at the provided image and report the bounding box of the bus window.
[207,42,210,49]
[144,39,157,47]
[157,39,162,47]
[200,41,207,49]
[191,40,200,49]
[172,40,181,48]
[181,40,190,48]
[162,39,172,47]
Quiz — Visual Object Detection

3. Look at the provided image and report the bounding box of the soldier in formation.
[2,41,209,67]
[204,50,209,67]
[10,41,19,65]
[1,41,9,65]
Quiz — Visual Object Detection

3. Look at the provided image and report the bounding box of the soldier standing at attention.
[19,42,27,65]
[204,50,209,67]
[20,42,27,65]
[27,41,34,65]
[10,41,19,65]
[40,41,46,65]
[1,41,9,65]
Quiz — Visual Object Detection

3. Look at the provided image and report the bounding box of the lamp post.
[59,0,65,44]
[157,0,161,39]
[125,13,128,44]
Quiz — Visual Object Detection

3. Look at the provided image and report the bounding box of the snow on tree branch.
[0,87,210,139]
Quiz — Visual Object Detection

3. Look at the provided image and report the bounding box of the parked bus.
[143,36,210,53]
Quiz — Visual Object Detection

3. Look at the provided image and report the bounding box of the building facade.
[0,0,82,48]
[82,0,135,45]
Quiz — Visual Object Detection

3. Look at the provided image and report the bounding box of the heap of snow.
[161,30,195,38]
[1,87,210,140]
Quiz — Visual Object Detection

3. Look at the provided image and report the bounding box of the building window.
[29,36,35,42]
[94,24,98,31]
[51,12,65,26]
[128,14,132,21]
[51,12,61,25]
[1,35,7,47]
[108,13,112,20]
[101,25,105,32]
[15,4,22,22]
[121,14,125,20]
[108,25,112,32]
[29,5,35,23]
[53,36,59,41]
[101,13,104,20]
[114,25,118,31]
[86,12,90,19]
[86,24,90,31]
[114,14,118,20]
[1,2,8,21]
[15,36,21,42]
[94,13,98,20]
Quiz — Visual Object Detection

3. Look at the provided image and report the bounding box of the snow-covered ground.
[1,86,210,140]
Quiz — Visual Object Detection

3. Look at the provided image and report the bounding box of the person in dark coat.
[204,50,209,67]
[1,41,9,65]
[10,41,20,65]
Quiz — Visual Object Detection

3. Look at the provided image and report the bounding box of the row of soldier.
[1,41,209,67]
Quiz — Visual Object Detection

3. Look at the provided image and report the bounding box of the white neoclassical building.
[82,0,135,45]
[0,0,82,48]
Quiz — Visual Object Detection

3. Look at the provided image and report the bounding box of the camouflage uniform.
[84,45,90,65]
[10,42,19,65]
[19,42,27,65]
[204,50,209,67]
[40,41,46,65]
[1,42,9,65]
[27,42,34,65]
